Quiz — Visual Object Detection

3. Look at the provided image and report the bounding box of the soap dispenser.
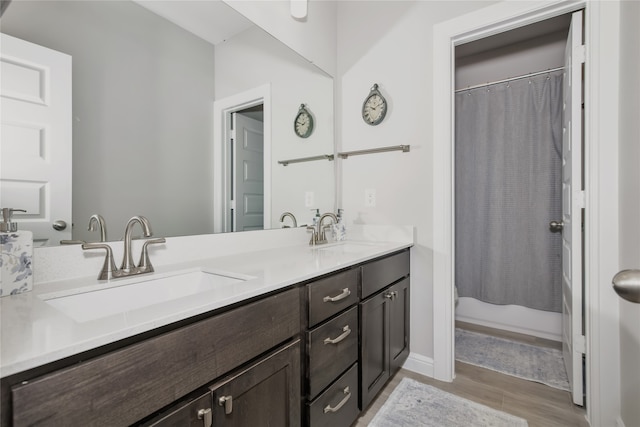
[1,208,33,297]
[334,209,347,241]
[311,209,320,227]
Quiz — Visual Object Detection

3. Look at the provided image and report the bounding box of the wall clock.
[362,83,387,126]
[294,104,314,138]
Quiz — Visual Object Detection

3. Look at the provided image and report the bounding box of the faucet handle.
[138,238,166,273]
[82,243,118,280]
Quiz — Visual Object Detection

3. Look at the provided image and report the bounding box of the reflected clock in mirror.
[0,0,335,245]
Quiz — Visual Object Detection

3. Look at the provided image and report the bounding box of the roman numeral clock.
[362,83,387,126]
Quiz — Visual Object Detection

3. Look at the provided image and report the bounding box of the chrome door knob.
[612,269,640,304]
[52,220,68,231]
[549,220,564,233]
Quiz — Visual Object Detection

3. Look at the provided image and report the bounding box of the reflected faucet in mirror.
[280,212,298,228]
[82,216,166,280]
[88,214,107,242]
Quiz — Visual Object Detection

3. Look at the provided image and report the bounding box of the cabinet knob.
[384,291,397,300]
[218,395,233,415]
[197,408,212,427]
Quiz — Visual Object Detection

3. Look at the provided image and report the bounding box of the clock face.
[294,106,313,138]
[362,91,387,125]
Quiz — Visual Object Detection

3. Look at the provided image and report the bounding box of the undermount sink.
[315,241,383,254]
[41,269,254,322]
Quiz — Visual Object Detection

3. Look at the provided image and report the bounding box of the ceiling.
[133,0,253,45]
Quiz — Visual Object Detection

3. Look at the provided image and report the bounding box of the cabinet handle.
[218,395,233,415]
[324,325,351,345]
[384,291,397,300]
[197,408,212,427]
[323,386,351,414]
[323,288,351,303]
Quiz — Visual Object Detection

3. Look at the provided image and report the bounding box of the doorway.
[213,84,272,234]
[452,10,585,407]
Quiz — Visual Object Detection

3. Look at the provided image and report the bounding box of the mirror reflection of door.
[0,34,72,246]
[231,107,264,232]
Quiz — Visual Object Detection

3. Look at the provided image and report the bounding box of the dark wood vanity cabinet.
[2,247,410,427]
[304,268,360,427]
[359,250,410,410]
[6,288,300,427]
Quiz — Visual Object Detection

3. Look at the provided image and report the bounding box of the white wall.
[618,1,640,426]
[223,0,337,77]
[214,26,334,228]
[336,0,497,366]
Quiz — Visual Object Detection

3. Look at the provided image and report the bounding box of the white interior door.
[232,112,264,232]
[0,34,72,245]
[561,10,585,407]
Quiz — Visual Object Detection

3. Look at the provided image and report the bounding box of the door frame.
[213,84,271,233]
[432,1,622,425]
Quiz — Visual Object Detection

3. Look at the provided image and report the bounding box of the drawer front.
[361,249,410,299]
[307,306,358,398]
[308,268,358,327]
[139,392,212,427]
[11,288,300,427]
[308,363,359,427]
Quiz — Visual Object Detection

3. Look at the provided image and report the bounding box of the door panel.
[0,34,72,245]
[561,9,585,406]
[233,113,264,232]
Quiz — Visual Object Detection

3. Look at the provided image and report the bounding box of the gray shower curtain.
[455,71,563,313]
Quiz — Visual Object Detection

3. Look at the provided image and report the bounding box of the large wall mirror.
[0,0,335,246]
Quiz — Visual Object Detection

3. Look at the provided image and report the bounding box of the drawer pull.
[218,395,233,415]
[324,325,351,345]
[323,386,351,414]
[197,408,212,427]
[323,288,351,303]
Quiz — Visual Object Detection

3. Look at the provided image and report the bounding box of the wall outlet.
[305,191,315,207]
[364,188,376,207]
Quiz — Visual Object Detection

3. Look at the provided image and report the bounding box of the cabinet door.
[389,278,410,373]
[211,340,301,427]
[359,291,390,410]
[139,393,212,427]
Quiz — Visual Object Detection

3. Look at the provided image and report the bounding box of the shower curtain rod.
[454,66,565,93]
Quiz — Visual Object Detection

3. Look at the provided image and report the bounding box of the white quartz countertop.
[1,238,412,378]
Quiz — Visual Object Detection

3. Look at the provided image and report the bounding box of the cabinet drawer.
[308,268,358,327]
[308,363,359,427]
[11,288,300,427]
[307,306,358,398]
[138,392,212,427]
[361,249,409,299]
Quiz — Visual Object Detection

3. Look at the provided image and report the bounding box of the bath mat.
[369,377,528,427]
[455,328,570,391]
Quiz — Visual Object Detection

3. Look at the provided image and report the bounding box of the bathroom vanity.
[0,235,411,427]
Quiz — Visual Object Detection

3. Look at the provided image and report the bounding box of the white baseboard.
[401,352,434,378]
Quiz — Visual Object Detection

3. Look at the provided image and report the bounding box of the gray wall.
[1,1,216,241]
[456,31,566,90]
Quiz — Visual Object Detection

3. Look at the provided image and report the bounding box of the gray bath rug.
[369,377,528,427]
[455,328,570,391]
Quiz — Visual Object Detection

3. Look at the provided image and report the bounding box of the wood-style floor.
[354,322,589,427]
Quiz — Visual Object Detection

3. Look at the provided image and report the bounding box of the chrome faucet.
[280,212,298,228]
[82,215,165,280]
[307,212,338,246]
[88,214,108,242]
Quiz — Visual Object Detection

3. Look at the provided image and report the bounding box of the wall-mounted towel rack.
[278,154,334,166]
[337,144,410,159]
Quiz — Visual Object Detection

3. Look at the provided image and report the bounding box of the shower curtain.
[455,71,563,313]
